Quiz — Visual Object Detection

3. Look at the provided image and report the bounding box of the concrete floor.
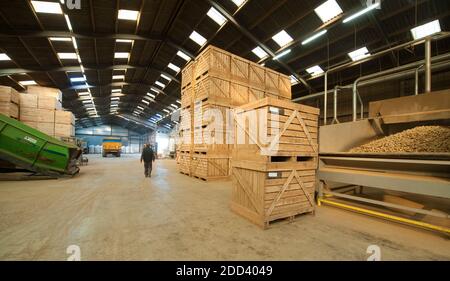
[0,154,448,261]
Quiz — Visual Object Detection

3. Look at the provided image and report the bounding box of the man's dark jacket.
[141,147,156,163]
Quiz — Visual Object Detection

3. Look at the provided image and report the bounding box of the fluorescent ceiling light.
[111,97,120,101]
[116,39,133,43]
[113,75,125,80]
[161,74,172,81]
[78,92,90,96]
[272,30,294,48]
[70,77,85,82]
[170,104,179,109]
[137,106,144,110]
[82,100,92,104]
[231,0,246,7]
[314,0,343,23]
[302,30,327,45]
[31,1,63,14]
[272,49,291,60]
[58,53,78,60]
[411,20,441,40]
[252,46,268,59]
[0,53,11,61]
[114,52,130,59]
[150,88,159,94]
[348,47,370,61]
[207,7,227,26]
[306,65,325,76]
[168,63,181,73]
[189,31,207,46]
[118,9,139,21]
[49,37,72,42]
[176,50,191,61]
[142,100,150,105]
[112,89,121,93]
[163,109,170,113]
[19,80,37,86]
[147,93,156,98]
[176,100,181,104]
[155,81,166,88]
[343,2,380,23]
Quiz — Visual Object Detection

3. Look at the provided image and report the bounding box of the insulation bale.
[37,109,55,123]
[0,86,20,104]
[350,126,450,153]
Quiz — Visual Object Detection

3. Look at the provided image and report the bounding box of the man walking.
[140,144,156,178]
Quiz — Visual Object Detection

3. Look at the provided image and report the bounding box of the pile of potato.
[350,126,450,153]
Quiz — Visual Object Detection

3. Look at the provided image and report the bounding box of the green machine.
[0,114,81,177]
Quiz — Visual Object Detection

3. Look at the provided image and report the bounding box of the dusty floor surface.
[0,154,448,261]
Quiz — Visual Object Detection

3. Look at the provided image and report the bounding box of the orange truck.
[102,137,122,157]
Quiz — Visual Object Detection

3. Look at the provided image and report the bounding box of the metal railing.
[294,32,450,124]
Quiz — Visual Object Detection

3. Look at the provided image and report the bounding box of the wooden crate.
[37,109,55,123]
[195,46,232,80]
[55,123,75,138]
[55,110,75,125]
[19,107,38,122]
[26,86,62,101]
[177,151,191,176]
[231,159,316,229]
[181,61,195,89]
[191,151,230,181]
[0,86,20,104]
[181,86,194,109]
[234,97,319,156]
[248,62,266,91]
[19,94,38,108]
[180,108,193,131]
[195,76,231,105]
[193,98,231,128]
[37,122,55,137]
[230,55,250,84]
[38,95,62,110]
[178,128,193,152]
[0,102,19,119]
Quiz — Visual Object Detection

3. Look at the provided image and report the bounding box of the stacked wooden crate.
[0,86,20,119]
[231,97,320,228]
[8,86,76,139]
[178,45,292,181]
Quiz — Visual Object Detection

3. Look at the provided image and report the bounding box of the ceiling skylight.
[207,7,227,26]
[252,46,269,59]
[189,31,207,46]
[314,0,343,23]
[272,30,294,48]
[410,20,441,40]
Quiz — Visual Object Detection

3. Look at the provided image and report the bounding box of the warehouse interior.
[0,0,449,261]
